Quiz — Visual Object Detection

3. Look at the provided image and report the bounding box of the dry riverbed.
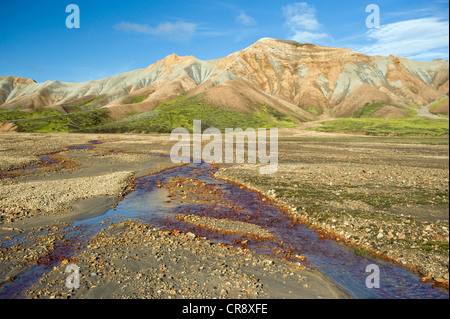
[27,220,346,299]
[0,132,348,299]
[0,132,448,298]
[215,137,449,286]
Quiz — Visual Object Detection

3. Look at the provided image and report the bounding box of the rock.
[186,232,196,239]
[420,276,433,283]
[267,189,276,197]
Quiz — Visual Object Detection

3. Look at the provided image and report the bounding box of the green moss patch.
[91,95,297,133]
[131,95,148,104]
[12,109,111,133]
[71,96,104,110]
[311,117,449,136]
[429,98,449,112]
[300,105,322,116]
[0,108,61,122]
[352,102,386,118]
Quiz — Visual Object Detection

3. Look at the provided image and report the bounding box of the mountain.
[0,38,448,133]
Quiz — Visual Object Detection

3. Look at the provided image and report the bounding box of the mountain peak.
[0,75,36,85]
[255,37,279,43]
[147,53,196,70]
[254,37,311,47]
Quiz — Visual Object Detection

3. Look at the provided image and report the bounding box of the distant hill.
[1,38,448,133]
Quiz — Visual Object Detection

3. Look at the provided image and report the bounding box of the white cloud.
[290,30,329,43]
[359,17,449,60]
[114,21,197,41]
[236,11,256,26]
[282,2,330,44]
[282,2,320,31]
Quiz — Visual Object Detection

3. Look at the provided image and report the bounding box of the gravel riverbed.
[0,133,349,299]
[0,133,448,298]
[27,220,346,299]
[214,137,449,286]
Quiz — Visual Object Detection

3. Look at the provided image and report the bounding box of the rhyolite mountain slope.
[1,38,448,128]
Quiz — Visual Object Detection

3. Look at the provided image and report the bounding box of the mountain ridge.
[1,38,448,127]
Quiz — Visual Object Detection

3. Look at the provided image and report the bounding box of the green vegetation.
[277,135,449,145]
[352,101,386,118]
[311,117,449,136]
[353,247,371,257]
[71,96,104,110]
[351,101,417,119]
[91,95,297,133]
[271,179,448,214]
[12,109,111,133]
[300,105,322,116]
[0,108,61,122]
[401,107,418,117]
[258,104,297,127]
[1,94,300,133]
[125,112,140,118]
[277,39,306,46]
[341,189,447,209]
[0,99,112,133]
[429,98,449,111]
[416,240,449,254]
[408,103,420,110]
[131,95,148,104]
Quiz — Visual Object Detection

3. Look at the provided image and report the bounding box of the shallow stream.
[1,153,448,299]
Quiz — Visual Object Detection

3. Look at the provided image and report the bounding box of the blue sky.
[0,0,448,83]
